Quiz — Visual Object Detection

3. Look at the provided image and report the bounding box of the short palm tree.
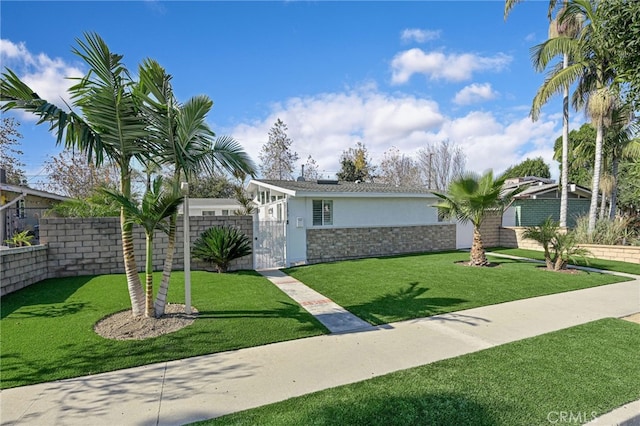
[433,170,521,266]
[192,226,252,273]
[522,217,591,271]
[104,177,183,317]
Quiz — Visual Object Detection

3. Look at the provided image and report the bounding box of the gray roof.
[249,179,435,197]
[505,182,592,199]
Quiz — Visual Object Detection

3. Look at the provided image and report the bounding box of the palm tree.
[433,170,521,266]
[530,0,616,234]
[1,33,149,316]
[137,60,256,316]
[104,177,183,317]
[505,0,578,229]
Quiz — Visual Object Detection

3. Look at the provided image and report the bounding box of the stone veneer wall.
[306,223,456,265]
[39,216,253,278]
[0,245,51,296]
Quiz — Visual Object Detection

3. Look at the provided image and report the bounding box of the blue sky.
[1,1,583,185]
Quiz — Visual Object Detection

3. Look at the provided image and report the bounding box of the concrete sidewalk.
[2,279,639,425]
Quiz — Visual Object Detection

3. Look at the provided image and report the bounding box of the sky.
[1,0,585,187]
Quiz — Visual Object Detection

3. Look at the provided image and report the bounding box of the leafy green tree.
[188,173,236,198]
[337,142,376,182]
[553,123,594,187]
[0,117,26,185]
[1,33,150,316]
[259,119,299,180]
[501,157,551,179]
[596,0,640,110]
[433,170,522,266]
[192,225,252,273]
[104,177,183,317]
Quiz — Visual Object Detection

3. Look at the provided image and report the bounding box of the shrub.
[4,230,34,247]
[573,215,637,245]
[192,225,252,273]
[522,217,591,271]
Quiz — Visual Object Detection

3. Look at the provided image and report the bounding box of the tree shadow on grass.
[197,301,328,334]
[348,282,468,326]
[1,276,95,319]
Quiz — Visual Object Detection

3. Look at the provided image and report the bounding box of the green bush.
[522,217,590,271]
[573,215,638,245]
[192,225,252,273]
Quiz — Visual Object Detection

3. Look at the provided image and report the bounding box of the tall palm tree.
[1,33,149,316]
[505,0,577,228]
[104,177,183,317]
[137,60,256,316]
[433,170,522,266]
[530,0,615,234]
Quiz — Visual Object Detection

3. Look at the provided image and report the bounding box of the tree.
[259,118,299,180]
[2,33,150,316]
[337,142,376,182]
[302,155,321,180]
[553,123,594,187]
[378,146,422,186]
[531,0,616,234]
[501,157,551,179]
[416,140,466,191]
[137,59,256,316]
[42,149,119,198]
[509,0,582,229]
[522,217,591,270]
[104,177,183,317]
[596,0,640,110]
[433,170,521,267]
[188,173,236,198]
[0,117,26,185]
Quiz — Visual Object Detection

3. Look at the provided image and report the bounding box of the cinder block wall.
[478,212,503,248]
[0,245,51,296]
[306,223,456,264]
[39,216,253,277]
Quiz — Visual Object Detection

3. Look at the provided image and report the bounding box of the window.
[312,200,333,226]
[221,209,229,215]
[203,211,216,216]
[16,199,25,219]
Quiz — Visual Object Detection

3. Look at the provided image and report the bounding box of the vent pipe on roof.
[297,165,305,182]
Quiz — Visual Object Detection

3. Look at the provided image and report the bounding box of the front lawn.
[0,271,327,389]
[285,251,629,325]
[195,318,640,426]
[489,247,640,275]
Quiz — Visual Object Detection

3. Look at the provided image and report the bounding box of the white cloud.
[0,39,83,117]
[229,88,561,180]
[390,48,512,84]
[400,28,441,43]
[453,83,498,105]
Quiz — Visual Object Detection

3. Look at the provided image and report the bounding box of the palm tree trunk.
[470,226,488,266]
[154,213,177,317]
[587,121,604,234]
[599,187,607,219]
[560,53,570,228]
[121,168,145,317]
[609,155,619,219]
[145,233,155,318]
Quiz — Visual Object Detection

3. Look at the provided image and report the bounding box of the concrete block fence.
[0,216,253,296]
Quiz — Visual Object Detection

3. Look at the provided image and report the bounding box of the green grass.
[194,318,640,426]
[489,247,640,276]
[284,251,629,325]
[0,271,327,389]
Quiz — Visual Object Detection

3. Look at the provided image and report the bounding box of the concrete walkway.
[2,272,639,426]
[258,269,373,333]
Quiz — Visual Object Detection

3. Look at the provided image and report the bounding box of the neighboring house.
[502,177,591,228]
[177,198,242,216]
[0,182,69,244]
[247,179,456,269]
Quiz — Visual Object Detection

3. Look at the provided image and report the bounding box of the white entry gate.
[253,220,286,270]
